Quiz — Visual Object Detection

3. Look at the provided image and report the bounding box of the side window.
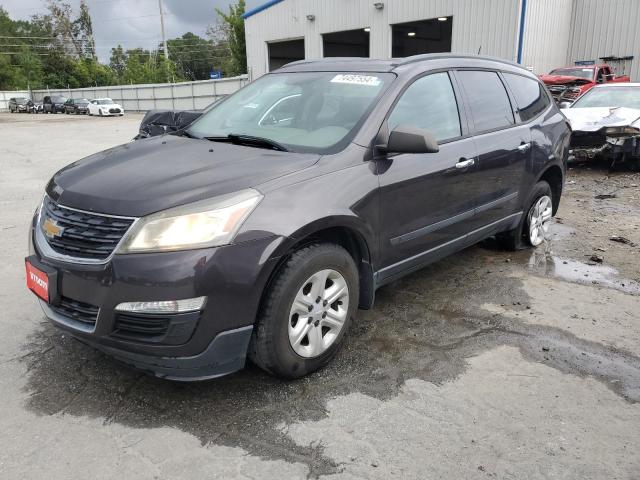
[457,70,515,133]
[387,72,461,142]
[503,73,550,122]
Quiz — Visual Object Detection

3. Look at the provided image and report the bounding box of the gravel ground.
[1,113,639,479]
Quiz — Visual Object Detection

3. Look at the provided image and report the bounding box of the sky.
[1,0,261,62]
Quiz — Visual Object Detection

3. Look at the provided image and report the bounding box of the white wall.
[567,0,640,81]
[0,76,248,113]
[520,0,574,75]
[245,0,521,79]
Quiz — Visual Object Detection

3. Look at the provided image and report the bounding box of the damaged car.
[561,83,640,168]
[540,64,630,104]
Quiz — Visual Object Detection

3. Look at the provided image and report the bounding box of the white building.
[244,0,639,81]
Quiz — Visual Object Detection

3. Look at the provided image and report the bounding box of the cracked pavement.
[1,113,639,479]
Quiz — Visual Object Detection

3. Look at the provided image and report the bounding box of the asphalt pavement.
[1,112,639,479]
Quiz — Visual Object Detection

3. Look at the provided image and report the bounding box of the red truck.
[540,64,630,103]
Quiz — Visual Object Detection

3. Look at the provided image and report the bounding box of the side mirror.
[380,125,439,154]
[558,101,572,109]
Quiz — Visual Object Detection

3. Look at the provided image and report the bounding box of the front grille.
[50,296,99,326]
[571,132,607,149]
[109,108,121,114]
[547,85,580,102]
[547,85,566,100]
[113,313,170,339]
[41,197,135,260]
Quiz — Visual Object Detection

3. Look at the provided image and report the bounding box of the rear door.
[455,69,531,232]
[377,71,479,275]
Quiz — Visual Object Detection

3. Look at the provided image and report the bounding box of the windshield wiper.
[205,134,289,152]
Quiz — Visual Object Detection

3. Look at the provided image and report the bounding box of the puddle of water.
[527,251,640,295]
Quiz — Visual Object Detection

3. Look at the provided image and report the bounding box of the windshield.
[15,98,28,104]
[187,71,394,154]
[52,96,67,103]
[76,98,89,104]
[549,68,594,80]
[572,86,640,109]
[96,99,114,105]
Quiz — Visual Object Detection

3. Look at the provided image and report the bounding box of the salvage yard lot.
[1,113,639,479]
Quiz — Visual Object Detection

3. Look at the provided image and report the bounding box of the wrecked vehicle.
[561,83,640,168]
[135,109,203,139]
[540,64,630,104]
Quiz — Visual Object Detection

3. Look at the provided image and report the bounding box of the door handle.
[455,158,475,169]
[518,142,531,153]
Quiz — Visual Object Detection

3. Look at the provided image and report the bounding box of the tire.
[497,180,553,250]
[249,243,359,379]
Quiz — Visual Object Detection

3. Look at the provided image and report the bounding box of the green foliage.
[0,1,247,91]
[167,32,224,81]
[212,0,247,76]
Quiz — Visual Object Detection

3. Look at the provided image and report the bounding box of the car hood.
[561,106,640,132]
[47,134,320,217]
[540,74,593,85]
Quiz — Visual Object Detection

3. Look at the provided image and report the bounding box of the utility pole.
[158,0,170,83]
[159,0,168,60]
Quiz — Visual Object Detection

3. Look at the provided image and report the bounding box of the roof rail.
[396,53,524,69]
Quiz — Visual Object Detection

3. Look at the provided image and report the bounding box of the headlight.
[117,189,262,254]
[603,126,640,136]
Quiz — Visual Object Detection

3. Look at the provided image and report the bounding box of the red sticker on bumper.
[26,261,49,302]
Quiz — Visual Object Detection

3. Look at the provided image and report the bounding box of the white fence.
[0,75,248,112]
[0,90,30,111]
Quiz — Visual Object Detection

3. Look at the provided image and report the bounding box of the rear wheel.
[249,243,359,379]
[497,181,553,250]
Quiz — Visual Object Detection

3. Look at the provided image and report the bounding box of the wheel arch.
[537,164,564,214]
[265,219,376,311]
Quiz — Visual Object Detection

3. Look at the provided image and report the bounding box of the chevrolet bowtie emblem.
[43,217,64,238]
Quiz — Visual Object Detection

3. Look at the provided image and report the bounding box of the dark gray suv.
[27,54,570,380]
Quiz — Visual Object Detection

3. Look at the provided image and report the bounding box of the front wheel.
[249,243,359,379]
[497,181,553,250]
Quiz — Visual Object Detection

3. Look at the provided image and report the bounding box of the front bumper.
[29,217,283,380]
[570,133,640,165]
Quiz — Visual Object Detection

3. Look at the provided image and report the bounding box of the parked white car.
[88,98,125,117]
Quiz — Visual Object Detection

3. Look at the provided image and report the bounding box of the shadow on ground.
[20,241,640,477]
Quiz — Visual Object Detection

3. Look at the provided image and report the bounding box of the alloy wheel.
[528,195,552,246]
[288,269,349,358]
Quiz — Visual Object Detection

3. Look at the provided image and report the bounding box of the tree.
[0,6,185,90]
[76,0,96,59]
[167,32,222,80]
[109,45,127,81]
[210,0,247,76]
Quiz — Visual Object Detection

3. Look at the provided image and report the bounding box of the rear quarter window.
[457,70,515,133]
[503,73,550,122]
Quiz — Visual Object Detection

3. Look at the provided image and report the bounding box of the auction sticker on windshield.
[330,74,382,86]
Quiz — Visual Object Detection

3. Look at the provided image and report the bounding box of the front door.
[376,71,479,279]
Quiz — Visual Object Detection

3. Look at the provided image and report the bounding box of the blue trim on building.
[242,0,285,19]
[516,0,528,64]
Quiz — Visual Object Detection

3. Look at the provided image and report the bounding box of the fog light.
[115,296,207,314]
